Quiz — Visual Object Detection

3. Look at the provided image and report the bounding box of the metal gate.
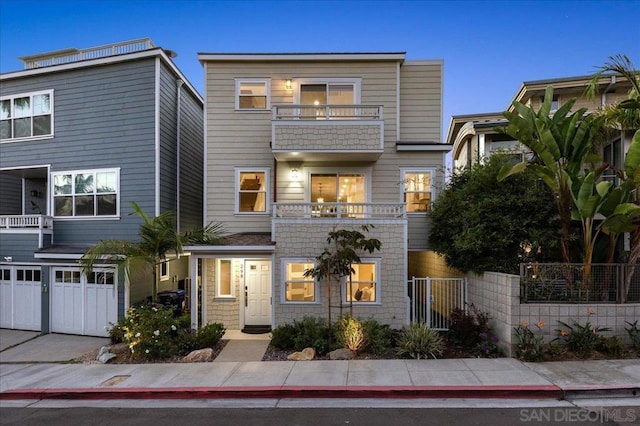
[409,277,467,330]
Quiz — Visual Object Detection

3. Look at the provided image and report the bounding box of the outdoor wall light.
[290,168,299,181]
[285,79,292,90]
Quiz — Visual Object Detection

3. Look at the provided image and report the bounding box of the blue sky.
[1,0,639,140]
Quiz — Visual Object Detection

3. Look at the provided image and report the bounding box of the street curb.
[561,385,640,400]
[0,385,564,400]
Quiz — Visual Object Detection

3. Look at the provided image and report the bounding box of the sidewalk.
[0,330,638,401]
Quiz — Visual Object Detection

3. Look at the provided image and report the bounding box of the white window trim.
[400,167,435,216]
[235,78,271,111]
[0,89,54,143]
[160,261,170,281]
[294,78,362,104]
[50,167,120,219]
[215,259,235,298]
[234,167,270,215]
[342,258,381,305]
[281,258,318,304]
[305,166,372,203]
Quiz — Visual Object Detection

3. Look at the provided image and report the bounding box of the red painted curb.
[0,385,564,400]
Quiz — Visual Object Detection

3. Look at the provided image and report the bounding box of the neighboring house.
[187,52,451,332]
[447,74,635,176]
[0,39,203,337]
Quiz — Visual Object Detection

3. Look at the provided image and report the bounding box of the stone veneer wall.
[468,271,640,356]
[272,219,407,329]
[273,124,381,151]
[204,258,241,329]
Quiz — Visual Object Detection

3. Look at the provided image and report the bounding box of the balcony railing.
[20,38,155,69]
[273,104,383,120]
[273,203,405,219]
[0,215,53,229]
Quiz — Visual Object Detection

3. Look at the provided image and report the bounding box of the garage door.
[51,267,117,337]
[0,266,42,331]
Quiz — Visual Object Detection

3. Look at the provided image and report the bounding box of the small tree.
[303,225,381,339]
[429,154,558,273]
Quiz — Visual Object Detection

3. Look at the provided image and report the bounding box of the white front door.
[51,267,117,337]
[244,260,271,326]
[0,266,41,331]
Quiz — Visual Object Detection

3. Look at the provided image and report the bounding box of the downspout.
[176,79,184,232]
[601,75,616,107]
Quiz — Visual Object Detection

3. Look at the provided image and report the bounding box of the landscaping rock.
[97,346,110,360]
[329,348,355,360]
[98,352,117,364]
[287,347,316,361]
[183,348,214,363]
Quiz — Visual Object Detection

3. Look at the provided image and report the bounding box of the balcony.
[271,105,384,162]
[0,215,53,255]
[273,202,405,219]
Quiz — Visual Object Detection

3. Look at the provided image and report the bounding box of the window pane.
[239,192,265,212]
[75,195,95,216]
[75,174,94,194]
[55,270,63,281]
[33,115,51,136]
[96,172,116,192]
[219,260,232,296]
[54,196,73,216]
[17,270,24,281]
[105,272,114,285]
[240,82,266,96]
[328,84,354,104]
[97,194,117,215]
[87,272,97,284]
[240,172,265,191]
[13,117,31,138]
[13,97,30,118]
[239,96,266,109]
[54,174,72,195]
[0,120,10,139]
[25,270,33,281]
[300,84,327,105]
[33,94,50,115]
[34,270,41,281]
[0,100,10,119]
[285,262,315,302]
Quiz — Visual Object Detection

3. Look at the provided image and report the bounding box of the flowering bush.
[514,320,546,361]
[474,332,502,358]
[556,310,610,358]
[122,304,182,360]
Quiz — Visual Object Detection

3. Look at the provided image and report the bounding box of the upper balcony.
[0,215,53,256]
[271,104,384,162]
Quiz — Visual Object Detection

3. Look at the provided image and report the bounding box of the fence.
[520,263,640,303]
[409,277,467,330]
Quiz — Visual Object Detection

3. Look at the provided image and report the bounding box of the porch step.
[241,325,272,335]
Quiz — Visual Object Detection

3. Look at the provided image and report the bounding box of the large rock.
[183,348,214,363]
[287,347,315,361]
[98,352,117,364]
[329,348,355,360]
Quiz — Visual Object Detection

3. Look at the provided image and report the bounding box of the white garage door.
[0,266,42,331]
[51,267,117,337]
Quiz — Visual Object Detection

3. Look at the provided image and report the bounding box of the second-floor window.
[52,168,119,218]
[236,168,269,214]
[235,79,270,110]
[402,169,434,213]
[0,90,53,141]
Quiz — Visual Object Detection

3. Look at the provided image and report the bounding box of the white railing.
[273,104,383,120]
[273,203,405,219]
[21,38,155,69]
[410,277,467,330]
[0,215,53,229]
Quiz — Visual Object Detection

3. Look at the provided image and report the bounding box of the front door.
[244,260,271,326]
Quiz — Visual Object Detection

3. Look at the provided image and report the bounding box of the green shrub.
[291,316,333,353]
[121,304,182,361]
[395,323,444,359]
[556,315,610,358]
[336,316,366,353]
[447,304,491,348]
[361,318,394,356]
[514,321,546,362]
[195,323,226,348]
[598,336,625,357]
[625,320,640,353]
[270,323,297,350]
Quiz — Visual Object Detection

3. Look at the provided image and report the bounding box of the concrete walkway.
[0,329,638,401]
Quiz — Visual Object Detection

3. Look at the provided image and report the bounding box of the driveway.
[0,329,109,363]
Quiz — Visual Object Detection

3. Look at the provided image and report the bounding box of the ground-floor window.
[345,260,380,304]
[283,260,316,303]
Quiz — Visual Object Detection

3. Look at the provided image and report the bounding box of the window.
[160,262,169,281]
[311,173,365,204]
[602,139,622,185]
[344,260,379,304]
[1,90,53,141]
[235,168,269,213]
[87,271,115,285]
[16,268,41,282]
[52,168,119,218]
[283,260,316,303]
[297,79,360,119]
[235,79,270,110]
[216,259,234,298]
[402,169,434,213]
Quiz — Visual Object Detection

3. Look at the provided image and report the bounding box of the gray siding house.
[0,39,203,337]
[187,53,451,332]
